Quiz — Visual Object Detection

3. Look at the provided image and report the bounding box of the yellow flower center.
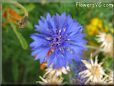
[90,65,101,77]
[105,34,113,42]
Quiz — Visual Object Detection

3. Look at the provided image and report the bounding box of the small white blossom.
[36,65,70,85]
[96,32,113,56]
[37,75,63,85]
[44,65,70,77]
[79,56,106,84]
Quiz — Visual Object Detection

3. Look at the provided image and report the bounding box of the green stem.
[9,1,28,16]
[86,45,103,51]
[10,22,28,49]
[86,45,104,57]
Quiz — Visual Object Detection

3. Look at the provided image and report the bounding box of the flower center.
[90,65,101,77]
[105,34,113,42]
[52,35,63,47]
[48,29,68,48]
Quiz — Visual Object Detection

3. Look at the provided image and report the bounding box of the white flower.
[36,65,69,85]
[96,32,113,56]
[44,65,70,77]
[79,56,106,84]
[37,75,63,85]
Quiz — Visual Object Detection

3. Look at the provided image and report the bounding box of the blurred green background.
[2,1,113,84]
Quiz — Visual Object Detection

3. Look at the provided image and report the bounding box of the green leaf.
[10,23,28,50]
[25,4,35,12]
[102,57,113,70]
[25,21,33,30]
[12,60,19,82]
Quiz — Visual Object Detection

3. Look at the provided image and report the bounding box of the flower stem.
[9,1,28,17]
[86,45,103,51]
[10,22,28,49]
[86,45,104,57]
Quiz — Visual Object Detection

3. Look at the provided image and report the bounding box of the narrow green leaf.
[12,61,19,82]
[25,21,33,30]
[25,4,35,12]
[10,23,28,50]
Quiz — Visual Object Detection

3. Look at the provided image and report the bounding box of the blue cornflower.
[30,13,86,69]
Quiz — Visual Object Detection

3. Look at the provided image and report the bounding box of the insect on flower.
[30,13,86,69]
[40,62,47,70]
